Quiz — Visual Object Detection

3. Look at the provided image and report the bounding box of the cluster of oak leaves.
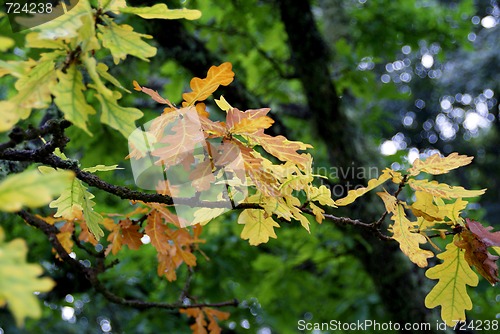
[0,1,498,331]
[44,63,500,331]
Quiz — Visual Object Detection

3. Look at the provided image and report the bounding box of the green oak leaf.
[96,90,143,138]
[52,65,97,136]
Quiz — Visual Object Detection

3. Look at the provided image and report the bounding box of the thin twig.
[18,210,238,311]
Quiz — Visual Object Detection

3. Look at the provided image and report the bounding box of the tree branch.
[301,208,393,241]
[17,210,238,311]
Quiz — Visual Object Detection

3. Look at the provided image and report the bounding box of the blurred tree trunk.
[129,0,447,331]
[277,0,443,332]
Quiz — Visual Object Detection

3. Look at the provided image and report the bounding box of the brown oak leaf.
[455,219,500,285]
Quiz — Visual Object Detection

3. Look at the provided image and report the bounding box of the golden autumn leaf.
[436,198,468,224]
[410,191,443,222]
[336,168,393,206]
[120,219,143,251]
[182,62,234,106]
[214,95,232,111]
[237,143,280,197]
[425,238,478,326]
[379,195,434,267]
[145,210,170,254]
[408,179,486,199]
[180,307,230,334]
[246,130,312,169]
[408,152,473,176]
[55,222,75,260]
[105,222,123,256]
[307,185,336,207]
[226,108,274,134]
[238,209,280,246]
[119,3,202,20]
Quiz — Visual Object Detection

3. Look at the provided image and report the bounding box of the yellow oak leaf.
[376,190,398,213]
[425,238,478,326]
[215,95,233,111]
[119,3,201,20]
[385,202,434,268]
[192,208,226,225]
[55,222,75,260]
[226,108,274,134]
[182,62,234,106]
[410,191,443,222]
[408,179,486,199]
[308,185,336,207]
[261,196,294,221]
[408,152,473,176]
[436,198,468,224]
[308,202,325,223]
[246,130,312,169]
[238,209,280,246]
[336,168,393,206]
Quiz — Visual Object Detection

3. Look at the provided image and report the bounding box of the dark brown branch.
[301,208,393,241]
[18,210,238,311]
[0,147,260,209]
[0,119,71,152]
[427,231,458,239]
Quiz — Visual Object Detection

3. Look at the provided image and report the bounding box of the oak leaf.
[408,152,473,176]
[52,65,96,135]
[119,219,143,251]
[408,179,485,199]
[381,199,434,268]
[56,222,75,260]
[133,80,175,108]
[0,228,55,326]
[180,307,230,334]
[238,209,280,246]
[98,22,156,64]
[151,107,206,168]
[336,168,393,206]
[455,219,500,285]
[119,3,202,20]
[246,130,312,169]
[425,238,478,326]
[226,108,274,134]
[182,63,234,106]
[0,169,74,212]
[145,210,170,254]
